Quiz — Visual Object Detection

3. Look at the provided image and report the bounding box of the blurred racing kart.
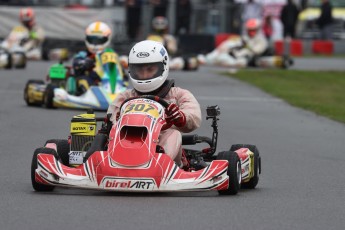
[24,48,128,111]
[0,25,69,69]
[31,95,261,195]
[0,26,27,69]
[199,35,293,69]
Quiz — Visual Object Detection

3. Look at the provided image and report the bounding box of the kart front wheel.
[43,84,56,109]
[45,139,70,166]
[5,52,12,69]
[230,144,261,189]
[24,79,44,106]
[31,147,57,192]
[217,151,241,195]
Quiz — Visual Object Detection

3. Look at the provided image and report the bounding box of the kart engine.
[69,112,97,166]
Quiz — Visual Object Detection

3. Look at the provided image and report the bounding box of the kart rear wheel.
[183,57,199,71]
[24,79,45,106]
[5,52,12,69]
[217,151,241,195]
[14,54,26,69]
[31,147,57,192]
[43,84,56,109]
[230,144,261,189]
[45,139,70,166]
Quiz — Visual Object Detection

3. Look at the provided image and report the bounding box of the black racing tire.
[183,57,199,71]
[24,79,45,106]
[230,144,261,189]
[43,84,56,109]
[5,52,12,69]
[281,55,293,69]
[217,151,241,195]
[15,54,26,69]
[31,147,57,192]
[45,139,70,166]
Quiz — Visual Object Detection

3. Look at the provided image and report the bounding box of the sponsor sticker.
[136,52,150,58]
[69,151,86,165]
[160,48,166,56]
[103,178,155,190]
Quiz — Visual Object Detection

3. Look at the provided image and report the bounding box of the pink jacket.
[107,87,202,133]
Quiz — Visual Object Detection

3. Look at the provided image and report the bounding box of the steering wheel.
[119,95,169,111]
[118,95,172,130]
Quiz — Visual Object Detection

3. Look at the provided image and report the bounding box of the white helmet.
[128,40,169,93]
[85,21,112,54]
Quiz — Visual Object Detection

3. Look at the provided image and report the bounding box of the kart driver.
[107,40,201,167]
[199,18,268,68]
[147,16,198,70]
[148,16,178,56]
[70,21,112,94]
[1,7,45,60]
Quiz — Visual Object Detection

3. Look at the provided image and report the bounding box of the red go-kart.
[31,95,261,195]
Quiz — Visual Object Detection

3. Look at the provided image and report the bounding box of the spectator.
[242,0,263,35]
[150,0,168,18]
[280,0,299,39]
[316,0,333,40]
[175,0,192,35]
[263,15,273,41]
[301,0,308,10]
[125,0,142,41]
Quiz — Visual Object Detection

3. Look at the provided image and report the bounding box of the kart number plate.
[101,52,117,64]
[123,102,160,118]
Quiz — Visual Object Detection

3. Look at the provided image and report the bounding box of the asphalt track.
[0,60,344,230]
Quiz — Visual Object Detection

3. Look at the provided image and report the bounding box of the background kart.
[201,35,293,69]
[0,26,27,69]
[0,25,69,69]
[24,48,128,111]
[31,95,261,195]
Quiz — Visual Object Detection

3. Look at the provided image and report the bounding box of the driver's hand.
[165,103,186,127]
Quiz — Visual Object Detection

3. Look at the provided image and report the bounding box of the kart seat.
[84,133,108,162]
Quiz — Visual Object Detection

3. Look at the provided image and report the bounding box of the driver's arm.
[169,87,202,133]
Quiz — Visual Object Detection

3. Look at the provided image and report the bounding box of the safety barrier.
[212,33,343,56]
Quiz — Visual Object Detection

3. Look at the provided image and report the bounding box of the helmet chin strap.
[135,79,175,98]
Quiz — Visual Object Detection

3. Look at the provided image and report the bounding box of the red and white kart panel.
[34,151,230,192]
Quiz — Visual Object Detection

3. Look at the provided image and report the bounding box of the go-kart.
[31,95,261,195]
[0,25,27,69]
[24,48,128,111]
[199,35,293,69]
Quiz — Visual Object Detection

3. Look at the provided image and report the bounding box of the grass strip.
[226,69,345,124]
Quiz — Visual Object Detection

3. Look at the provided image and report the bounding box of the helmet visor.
[129,62,164,81]
[86,35,108,45]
